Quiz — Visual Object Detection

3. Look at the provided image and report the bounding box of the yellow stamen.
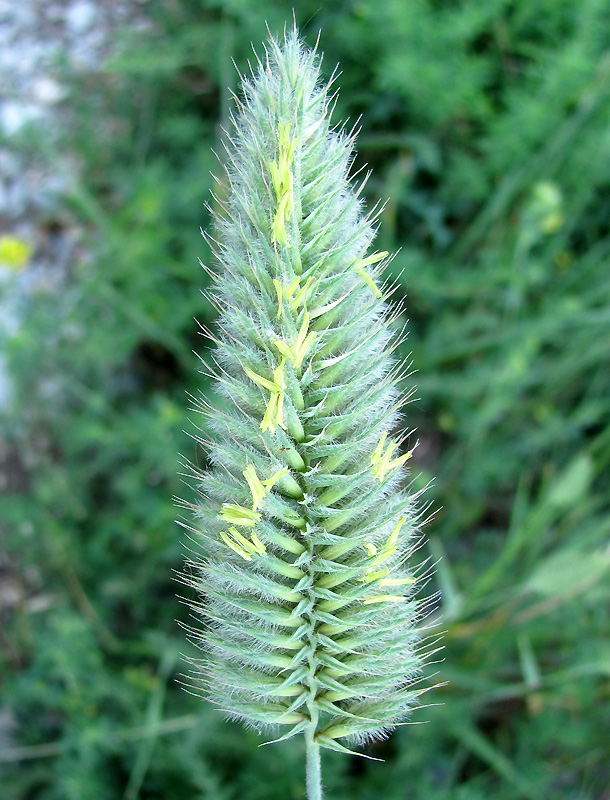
[248,530,267,556]
[289,275,315,311]
[227,526,259,553]
[356,251,389,269]
[293,331,316,369]
[387,451,413,471]
[352,251,387,298]
[285,275,301,298]
[220,531,252,561]
[371,432,412,482]
[363,594,405,605]
[363,517,407,577]
[242,463,290,512]
[243,464,266,511]
[386,516,407,549]
[273,359,286,390]
[273,338,293,359]
[354,265,382,298]
[380,576,415,587]
[360,568,390,584]
[243,359,287,433]
[261,392,285,433]
[270,123,296,248]
[294,312,309,355]
[262,466,290,491]
[273,313,316,372]
[220,527,266,560]
[370,546,396,567]
[219,504,262,527]
[243,365,279,394]
[371,432,387,465]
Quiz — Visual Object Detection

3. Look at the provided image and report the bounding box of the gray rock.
[65,0,97,36]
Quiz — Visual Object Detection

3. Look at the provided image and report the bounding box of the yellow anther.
[289,275,315,311]
[243,365,279,394]
[248,530,267,556]
[278,122,295,155]
[372,546,396,566]
[294,331,316,369]
[243,359,287,433]
[262,466,290,491]
[274,274,316,320]
[377,441,398,475]
[261,391,286,434]
[285,275,301,297]
[272,338,293,359]
[270,123,296,248]
[364,517,407,575]
[220,526,266,560]
[360,568,390,584]
[273,359,286,390]
[295,311,309,353]
[352,251,387,298]
[371,548,397,572]
[380,576,415,587]
[273,175,293,246]
[270,160,282,197]
[273,313,316,371]
[293,312,315,369]
[243,463,290,511]
[243,464,266,511]
[371,432,387,465]
[228,526,258,552]
[386,451,413,476]
[220,531,252,560]
[386,516,407,549]
[354,265,382,298]
[219,504,262,527]
[356,251,389,269]
[363,594,405,605]
[371,433,412,482]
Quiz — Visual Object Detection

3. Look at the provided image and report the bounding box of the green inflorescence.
[181,26,433,790]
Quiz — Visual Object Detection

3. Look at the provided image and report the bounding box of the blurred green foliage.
[1,0,609,798]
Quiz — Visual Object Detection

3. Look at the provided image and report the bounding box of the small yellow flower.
[0,235,32,270]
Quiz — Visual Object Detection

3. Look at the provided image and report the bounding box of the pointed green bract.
[183,26,430,768]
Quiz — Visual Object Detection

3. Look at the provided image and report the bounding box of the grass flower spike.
[182,27,433,800]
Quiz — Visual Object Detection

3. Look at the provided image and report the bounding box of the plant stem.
[305,733,323,800]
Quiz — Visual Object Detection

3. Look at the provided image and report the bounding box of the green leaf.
[545,453,593,510]
[526,547,610,598]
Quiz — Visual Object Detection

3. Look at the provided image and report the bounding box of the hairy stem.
[305,728,322,800]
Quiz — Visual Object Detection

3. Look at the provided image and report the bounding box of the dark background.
[1,1,609,798]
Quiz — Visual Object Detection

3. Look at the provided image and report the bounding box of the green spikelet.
[182,26,432,797]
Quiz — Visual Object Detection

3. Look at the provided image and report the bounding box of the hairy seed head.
[181,27,434,757]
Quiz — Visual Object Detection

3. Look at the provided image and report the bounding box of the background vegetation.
[2,1,609,798]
